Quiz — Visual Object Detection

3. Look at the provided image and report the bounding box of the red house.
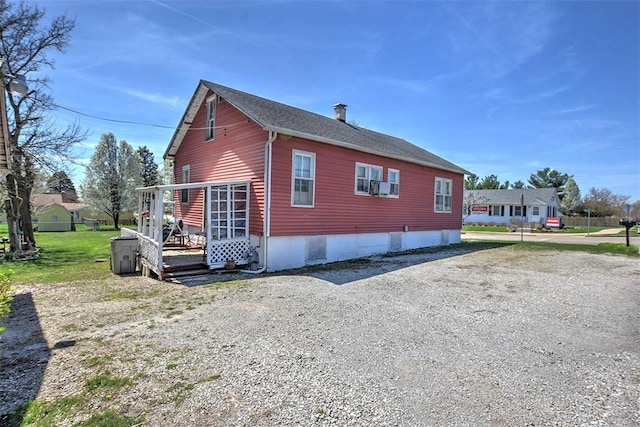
[129,81,469,277]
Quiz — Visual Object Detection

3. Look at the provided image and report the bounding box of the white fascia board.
[164,84,209,159]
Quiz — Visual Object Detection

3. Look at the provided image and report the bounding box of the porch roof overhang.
[136,179,251,193]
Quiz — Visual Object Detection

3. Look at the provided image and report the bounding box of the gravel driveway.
[1,245,639,426]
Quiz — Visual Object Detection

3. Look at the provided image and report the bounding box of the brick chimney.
[333,103,347,122]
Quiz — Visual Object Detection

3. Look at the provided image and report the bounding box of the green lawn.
[0,224,123,284]
[462,224,616,234]
[1,224,637,286]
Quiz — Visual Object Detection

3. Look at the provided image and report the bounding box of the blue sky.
[34,0,639,202]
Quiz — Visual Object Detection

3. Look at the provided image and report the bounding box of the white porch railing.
[122,228,161,278]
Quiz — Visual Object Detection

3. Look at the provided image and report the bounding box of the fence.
[563,216,625,228]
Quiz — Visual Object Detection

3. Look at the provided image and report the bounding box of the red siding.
[270,136,464,237]
[173,91,267,235]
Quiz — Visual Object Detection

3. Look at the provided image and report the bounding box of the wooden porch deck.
[161,245,209,280]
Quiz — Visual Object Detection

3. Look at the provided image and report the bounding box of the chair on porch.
[163,219,186,246]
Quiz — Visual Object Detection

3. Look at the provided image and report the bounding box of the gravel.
[1,245,639,426]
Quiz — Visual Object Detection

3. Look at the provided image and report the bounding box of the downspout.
[241,130,277,274]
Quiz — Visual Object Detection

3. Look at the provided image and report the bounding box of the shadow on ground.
[0,293,71,425]
[175,242,513,287]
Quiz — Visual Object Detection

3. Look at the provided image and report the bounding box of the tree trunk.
[18,177,35,249]
[114,212,120,230]
[4,174,23,255]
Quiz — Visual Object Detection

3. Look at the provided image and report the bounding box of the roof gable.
[32,193,88,211]
[166,81,469,175]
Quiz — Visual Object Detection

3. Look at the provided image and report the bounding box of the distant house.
[127,80,470,278]
[31,193,89,231]
[464,188,561,226]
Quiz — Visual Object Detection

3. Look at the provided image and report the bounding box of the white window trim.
[434,177,452,213]
[181,165,190,204]
[355,162,383,195]
[387,168,399,198]
[205,96,216,141]
[291,149,316,207]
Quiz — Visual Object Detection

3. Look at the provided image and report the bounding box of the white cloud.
[115,87,184,109]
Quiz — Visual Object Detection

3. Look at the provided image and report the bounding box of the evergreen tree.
[46,171,78,202]
[464,174,480,190]
[528,167,569,198]
[137,146,159,187]
[479,174,500,189]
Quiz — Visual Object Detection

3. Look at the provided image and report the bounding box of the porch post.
[154,189,164,273]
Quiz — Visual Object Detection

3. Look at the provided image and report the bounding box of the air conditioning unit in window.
[369,180,391,196]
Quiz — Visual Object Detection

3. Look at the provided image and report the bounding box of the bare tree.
[463,190,489,223]
[583,187,629,217]
[1,0,85,253]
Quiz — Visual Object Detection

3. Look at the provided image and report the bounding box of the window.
[513,205,527,217]
[532,206,540,215]
[388,169,399,197]
[292,150,315,206]
[181,165,190,203]
[355,163,382,194]
[434,177,452,213]
[490,205,502,216]
[205,96,216,140]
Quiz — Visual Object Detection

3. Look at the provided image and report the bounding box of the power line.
[53,102,248,131]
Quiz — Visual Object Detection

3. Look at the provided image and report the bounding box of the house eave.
[266,125,470,176]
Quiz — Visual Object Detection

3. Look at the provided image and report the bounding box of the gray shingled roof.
[166,80,469,175]
[464,188,559,205]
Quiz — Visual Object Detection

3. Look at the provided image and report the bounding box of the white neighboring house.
[464,188,561,226]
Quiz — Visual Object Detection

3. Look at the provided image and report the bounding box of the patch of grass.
[83,355,113,368]
[463,225,617,234]
[0,224,122,284]
[85,371,133,392]
[462,225,509,232]
[61,323,88,333]
[481,240,639,256]
[10,396,83,426]
[166,363,179,370]
[0,270,13,335]
[165,309,184,318]
[595,242,639,255]
[74,410,140,427]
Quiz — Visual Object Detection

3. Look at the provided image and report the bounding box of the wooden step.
[163,262,208,273]
[163,268,212,279]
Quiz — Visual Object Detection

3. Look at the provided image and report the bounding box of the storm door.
[206,182,251,267]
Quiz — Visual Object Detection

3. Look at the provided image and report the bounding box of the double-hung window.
[434,177,452,213]
[181,165,190,203]
[292,150,315,206]
[388,169,399,197]
[355,163,382,194]
[205,96,216,140]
